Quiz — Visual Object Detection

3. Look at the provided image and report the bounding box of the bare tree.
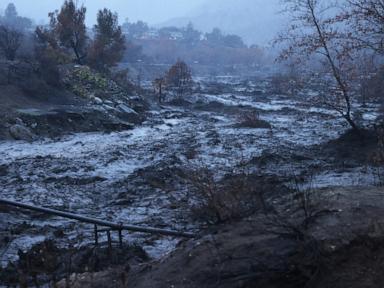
[343,0,384,55]
[0,25,22,61]
[165,60,193,99]
[277,0,361,133]
[153,76,166,103]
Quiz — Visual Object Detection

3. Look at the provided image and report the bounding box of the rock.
[118,104,138,115]
[102,104,115,111]
[104,100,114,106]
[9,124,35,141]
[92,96,103,105]
[15,118,24,125]
[129,96,142,101]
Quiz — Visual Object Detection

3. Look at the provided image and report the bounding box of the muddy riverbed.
[0,76,380,275]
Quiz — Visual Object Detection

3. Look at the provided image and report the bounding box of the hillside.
[0,61,147,141]
[159,0,285,45]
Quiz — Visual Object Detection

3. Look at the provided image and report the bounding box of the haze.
[0,0,207,25]
[0,0,282,45]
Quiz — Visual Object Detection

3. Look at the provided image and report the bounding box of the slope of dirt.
[127,188,384,288]
[55,186,384,288]
[0,61,147,140]
[312,236,384,288]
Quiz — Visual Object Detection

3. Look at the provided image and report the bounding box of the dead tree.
[153,76,166,103]
[0,25,22,61]
[165,60,193,99]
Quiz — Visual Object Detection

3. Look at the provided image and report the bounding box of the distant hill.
[158,0,285,46]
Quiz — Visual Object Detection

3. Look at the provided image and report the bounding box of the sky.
[0,0,207,25]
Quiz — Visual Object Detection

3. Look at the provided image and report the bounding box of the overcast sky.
[0,0,207,25]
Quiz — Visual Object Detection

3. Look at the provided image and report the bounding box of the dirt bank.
[0,62,148,140]
[19,185,381,288]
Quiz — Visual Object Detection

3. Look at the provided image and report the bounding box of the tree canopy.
[87,8,126,72]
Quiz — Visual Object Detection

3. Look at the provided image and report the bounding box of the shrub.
[264,176,334,240]
[111,69,135,92]
[270,72,303,96]
[185,165,272,223]
[236,110,271,129]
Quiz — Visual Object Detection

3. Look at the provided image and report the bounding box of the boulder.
[118,104,138,115]
[9,124,35,141]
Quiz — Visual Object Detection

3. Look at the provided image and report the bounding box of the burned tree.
[277,0,361,133]
[35,17,72,86]
[165,60,193,99]
[48,0,88,64]
[87,9,126,73]
[0,25,22,61]
[153,76,166,103]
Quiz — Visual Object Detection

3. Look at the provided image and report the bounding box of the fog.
[162,0,283,45]
[0,0,207,25]
[0,0,282,45]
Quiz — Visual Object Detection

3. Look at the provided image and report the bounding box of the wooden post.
[107,230,112,251]
[94,224,98,246]
[118,229,123,248]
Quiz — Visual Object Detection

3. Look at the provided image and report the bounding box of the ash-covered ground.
[0,75,380,271]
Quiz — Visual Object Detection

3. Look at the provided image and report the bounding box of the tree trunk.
[308,0,361,135]
[73,47,83,65]
[343,113,362,136]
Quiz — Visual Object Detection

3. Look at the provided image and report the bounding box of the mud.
[0,75,382,286]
